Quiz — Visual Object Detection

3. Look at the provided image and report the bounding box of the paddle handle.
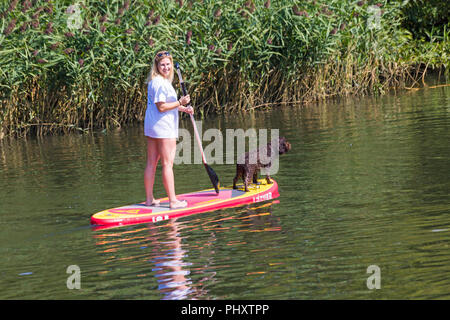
[180,82,193,109]
[176,65,193,109]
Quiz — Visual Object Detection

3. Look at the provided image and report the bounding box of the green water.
[1,85,449,299]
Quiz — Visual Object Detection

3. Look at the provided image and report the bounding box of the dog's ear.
[278,137,291,154]
[285,141,291,151]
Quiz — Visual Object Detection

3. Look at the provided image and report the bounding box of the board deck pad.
[91,179,279,227]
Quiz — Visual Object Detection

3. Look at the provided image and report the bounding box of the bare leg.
[253,171,259,184]
[244,170,252,192]
[233,175,239,189]
[157,138,182,207]
[233,166,242,189]
[145,137,160,206]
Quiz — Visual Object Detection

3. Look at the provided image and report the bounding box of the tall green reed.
[0,0,447,138]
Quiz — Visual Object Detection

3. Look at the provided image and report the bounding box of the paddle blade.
[204,163,220,194]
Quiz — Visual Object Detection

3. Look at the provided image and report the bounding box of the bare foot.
[170,200,187,209]
[145,199,160,206]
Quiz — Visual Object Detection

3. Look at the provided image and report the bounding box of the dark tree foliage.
[400,0,450,40]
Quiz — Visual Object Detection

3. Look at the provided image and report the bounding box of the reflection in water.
[92,201,280,300]
[148,220,195,300]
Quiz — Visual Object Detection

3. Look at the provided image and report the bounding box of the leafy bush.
[0,0,447,137]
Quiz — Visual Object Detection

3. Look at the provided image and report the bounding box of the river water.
[1,84,449,300]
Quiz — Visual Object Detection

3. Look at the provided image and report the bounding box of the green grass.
[0,0,448,138]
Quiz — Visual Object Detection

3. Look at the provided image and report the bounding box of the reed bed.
[0,0,448,138]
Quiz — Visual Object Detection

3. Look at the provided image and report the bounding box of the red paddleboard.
[91,179,279,228]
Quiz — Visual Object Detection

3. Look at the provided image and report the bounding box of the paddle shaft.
[176,68,207,165]
[190,114,208,165]
[175,63,219,194]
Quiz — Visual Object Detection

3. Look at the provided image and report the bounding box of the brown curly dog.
[233,136,291,192]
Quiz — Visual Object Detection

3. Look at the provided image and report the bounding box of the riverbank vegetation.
[1,0,448,138]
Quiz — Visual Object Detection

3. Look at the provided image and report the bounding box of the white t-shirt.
[144,76,179,138]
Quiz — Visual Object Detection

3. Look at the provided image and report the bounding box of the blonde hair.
[146,51,174,83]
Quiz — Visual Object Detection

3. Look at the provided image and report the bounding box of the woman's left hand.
[183,106,194,114]
[179,95,190,106]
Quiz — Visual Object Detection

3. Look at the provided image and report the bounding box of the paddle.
[175,62,220,194]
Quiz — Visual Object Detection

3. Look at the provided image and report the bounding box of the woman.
[144,51,193,209]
